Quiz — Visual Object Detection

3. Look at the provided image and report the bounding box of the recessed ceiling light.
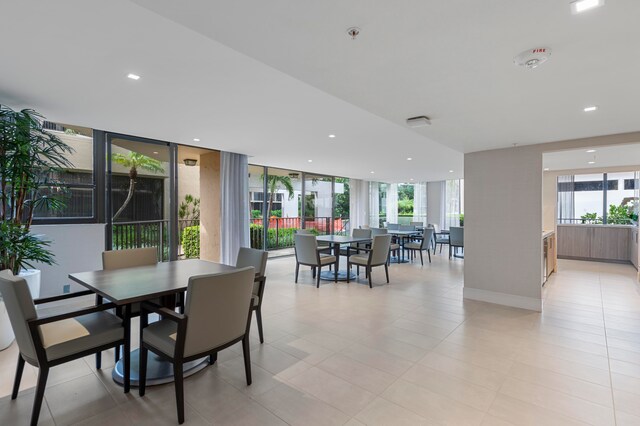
[193,138,200,142]
[407,157,412,161]
[586,149,596,153]
[449,170,454,173]
[583,106,598,112]
[410,178,414,181]
[544,168,550,171]
[571,0,605,14]
[308,159,313,163]
[588,161,596,164]
[153,151,159,155]
[127,73,140,80]
[370,171,375,174]
[328,134,336,138]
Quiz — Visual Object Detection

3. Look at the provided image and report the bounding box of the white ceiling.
[543,143,640,171]
[1,1,639,183]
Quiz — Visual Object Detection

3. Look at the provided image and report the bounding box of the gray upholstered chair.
[0,270,127,426]
[386,223,399,231]
[294,234,338,287]
[296,229,331,253]
[429,223,449,253]
[371,227,399,265]
[346,234,392,288]
[449,226,464,259]
[410,221,424,227]
[139,267,255,424]
[404,228,434,265]
[236,247,268,343]
[98,247,158,369]
[340,228,371,257]
[398,224,416,232]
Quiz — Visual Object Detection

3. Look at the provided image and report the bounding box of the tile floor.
[1,254,639,425]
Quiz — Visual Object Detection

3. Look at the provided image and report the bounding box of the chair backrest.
[410,221,423,227]
[450,227,464,246]
[236,247,267,277]
[386,223,399,230]
[421,228,435,249]
[360,224,370,229]
[183,267,254,357]
[370,227,388,237]
[294,234,319,265]
[296,229,312,235]
[0,270,38,363]
[102,247,158,270]
[399,225,415,232]
[370,235,392,265]
[428,223,440,233]
[236,247,268,296]
[352,228,371,240]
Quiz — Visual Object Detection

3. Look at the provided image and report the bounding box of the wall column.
[199,151,221,262]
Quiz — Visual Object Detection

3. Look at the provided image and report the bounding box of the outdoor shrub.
[251,210,262,219]
[182,225,200,259]
[250,223,264,249]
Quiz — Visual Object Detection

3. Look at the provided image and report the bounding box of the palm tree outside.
[265,174,294,218]
[111,152,164,221]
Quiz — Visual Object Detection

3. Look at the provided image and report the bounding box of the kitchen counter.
[557,224,633,262]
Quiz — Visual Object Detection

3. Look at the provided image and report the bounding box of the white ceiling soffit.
[0,1,462,183]
[543,143,640,171]
[133,0,640,154]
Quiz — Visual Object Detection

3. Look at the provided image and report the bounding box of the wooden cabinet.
[557,225,633,262]
[545,233,556,277]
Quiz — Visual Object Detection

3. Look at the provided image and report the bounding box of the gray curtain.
[220,152,250,265]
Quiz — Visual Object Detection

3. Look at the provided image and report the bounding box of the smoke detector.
[514,47,552,69]
[346,27,360,40]
[406,116,431,127]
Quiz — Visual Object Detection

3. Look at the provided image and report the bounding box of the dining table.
[316,235,372,281]
[69,259,237,387]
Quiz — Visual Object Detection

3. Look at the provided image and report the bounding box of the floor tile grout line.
[599,271,619,426]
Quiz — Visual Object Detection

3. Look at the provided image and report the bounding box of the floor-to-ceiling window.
[445,179,464,228]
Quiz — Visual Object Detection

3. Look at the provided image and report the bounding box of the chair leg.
[12,354,25,400]
[419,250,424,266]
[295,262,300,283]
[139,346,148,396]
[427,249,431,263]
[334,262,338,283]
[242,335,252,385]
[316,267,321,288]
[368,267,373,288]
[384,264,389,283]
[173,361,185,424]
[255,307,264,344]
[209,352,218,365]
[31,366,49,426]
[449,245,452,259]
[96,352,101,370]
[346,262,351,283]
[312,267,316,279]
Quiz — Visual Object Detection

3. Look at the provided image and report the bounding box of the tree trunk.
[113,179,136,221]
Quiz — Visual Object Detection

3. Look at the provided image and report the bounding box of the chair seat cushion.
[435,237,449,243]
[389,244,400,250]
[44,311,123,361]
[319,254,337,265]
[349,254,369,266]
[142,319,178,357]
[404,242,422,250]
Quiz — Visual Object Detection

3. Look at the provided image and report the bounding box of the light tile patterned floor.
[1,255,639,425]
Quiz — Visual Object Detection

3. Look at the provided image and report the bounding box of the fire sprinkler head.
[347,27,360,40]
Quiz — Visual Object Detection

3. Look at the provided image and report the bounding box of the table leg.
[123,304,131,393]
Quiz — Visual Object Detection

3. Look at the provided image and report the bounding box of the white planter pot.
[0,301,14,350]
[0,269,41,351]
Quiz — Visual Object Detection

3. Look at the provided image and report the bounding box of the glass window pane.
[334,177,349,235]
[606,172,636,224]
[574,173,604,222]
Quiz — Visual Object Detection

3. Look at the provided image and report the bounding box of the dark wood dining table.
[69,259,237,387]
[316,235,372,281]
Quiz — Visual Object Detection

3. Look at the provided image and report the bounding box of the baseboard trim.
[463,287,542,312]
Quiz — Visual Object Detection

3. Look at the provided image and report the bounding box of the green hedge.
[250,224,303,249]
[182,225,200,259]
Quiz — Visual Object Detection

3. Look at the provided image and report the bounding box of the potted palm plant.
[0,105,73,349]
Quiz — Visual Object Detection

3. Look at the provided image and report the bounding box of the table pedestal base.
[112,349,209,387]
[319,270,356,281]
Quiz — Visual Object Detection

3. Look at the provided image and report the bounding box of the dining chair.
[449,226,464,259]
[340,228,371,257]
[98,247,158,369]
[235,247,268,343]
[138,267,255,424]
[0,270,128,426]
[386,223,399,231]
[294,234,338,287]
[410,221,424,227]
[296,229,331,253]
[429,223,449,253]
[371,227,400,264]
[404,228,434,265]
[346,234,392,288]
[398,224,416,232]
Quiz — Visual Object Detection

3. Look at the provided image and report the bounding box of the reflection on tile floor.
[1,255,639,425]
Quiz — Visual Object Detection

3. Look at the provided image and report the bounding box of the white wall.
[30,224,106,297]
[464,131,640,311]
